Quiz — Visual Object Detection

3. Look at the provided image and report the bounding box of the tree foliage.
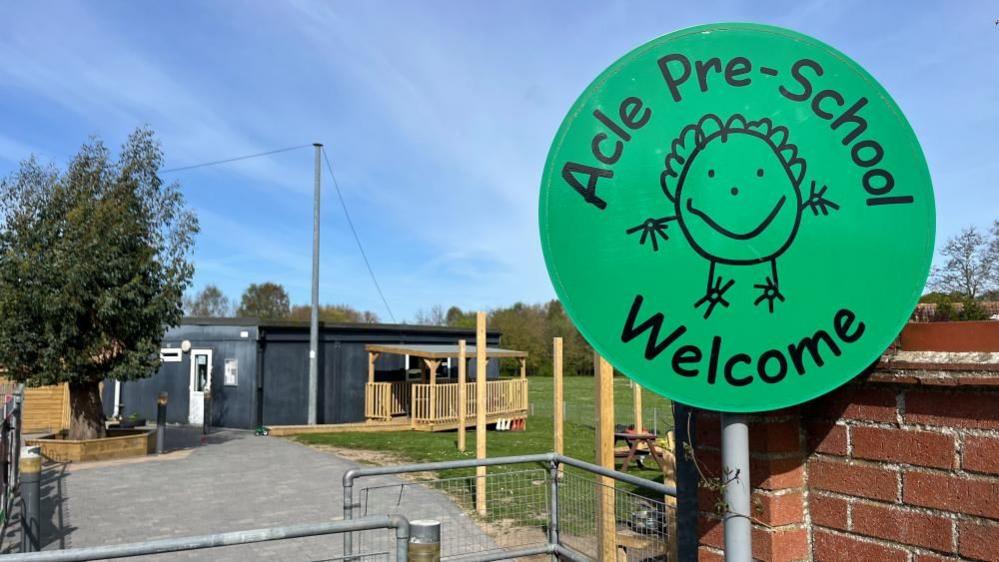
[185,279,384,324]
[422,300,595,376]
[413,304,447,326]
[184,284,231,317]
[0,129,198,438]
[288,303,379,324]
[931,224,998,299]
[236,282,290,320]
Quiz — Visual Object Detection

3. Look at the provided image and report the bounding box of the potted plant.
[120,412,147,429]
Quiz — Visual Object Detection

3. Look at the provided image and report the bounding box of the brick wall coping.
[868,368,999,387]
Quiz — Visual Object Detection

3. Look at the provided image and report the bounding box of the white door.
[189,349,213,425]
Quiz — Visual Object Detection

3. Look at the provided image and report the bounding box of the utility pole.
[308,142,322,425]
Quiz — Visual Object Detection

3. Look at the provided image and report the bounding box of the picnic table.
[614,431,669,473]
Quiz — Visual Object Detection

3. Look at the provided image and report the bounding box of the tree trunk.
[67,379,106,440]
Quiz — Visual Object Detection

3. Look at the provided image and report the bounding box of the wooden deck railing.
[410,379,529,425]
[364,382,411,420]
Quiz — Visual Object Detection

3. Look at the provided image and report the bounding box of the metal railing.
[0,386,23,527]
[0,515,411,561]
[342,452,676,561]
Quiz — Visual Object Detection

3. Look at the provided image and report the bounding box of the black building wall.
[106,319,501,429]
[103,322,259,428]
[260,323,501,426]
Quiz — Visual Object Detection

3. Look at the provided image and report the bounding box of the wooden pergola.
[364,343,528,431]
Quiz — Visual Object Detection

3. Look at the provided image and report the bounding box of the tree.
[931,225,998,299]
[490,302,548,375]
[543,300,594,376]
[0,129,198,439]
[438,301,594,376]
[237,282,290,320]
[413,304,447,326]
[991,220,999,283]
[287,303,379,324]
[184,284,231,317]
[445,306,474,328]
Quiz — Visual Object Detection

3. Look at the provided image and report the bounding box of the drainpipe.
[255,329,266,429]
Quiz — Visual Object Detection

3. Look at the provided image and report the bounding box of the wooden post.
[633,382,643,434]
[458,340,467,452]
[553,337,564,473]
[519,357,526,379]
[594,353,616,561]
[368,352,381,419]
[426,359,440,425]
[475,312,487,516]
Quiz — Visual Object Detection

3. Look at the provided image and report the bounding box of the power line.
[159,142,396,323]
[321,147,397,324]
[160,144,313,174]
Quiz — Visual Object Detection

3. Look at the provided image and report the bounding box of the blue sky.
[1,1,995,322]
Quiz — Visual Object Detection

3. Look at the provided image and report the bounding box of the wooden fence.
[0,379,70,434]
[364,382,411,420]
[410,379,528,425]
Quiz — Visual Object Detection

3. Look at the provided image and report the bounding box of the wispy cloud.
[1,1,995,319]
[0,133,45,165]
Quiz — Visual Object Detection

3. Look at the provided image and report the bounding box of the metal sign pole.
[721,413,751,562]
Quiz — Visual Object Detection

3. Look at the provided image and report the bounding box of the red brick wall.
[692,366,999,561]
[692,409,810,561]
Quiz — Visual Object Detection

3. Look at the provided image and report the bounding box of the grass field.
[528,376,674,434]
[296,376,674,485]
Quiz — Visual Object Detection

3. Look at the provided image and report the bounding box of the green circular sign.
[539,23,935,412]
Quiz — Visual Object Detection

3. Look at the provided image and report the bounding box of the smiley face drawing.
[626,114,839,318]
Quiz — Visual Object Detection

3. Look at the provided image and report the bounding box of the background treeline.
[183,282,380,324]
[184,284,596,376]
[412,302,595,377]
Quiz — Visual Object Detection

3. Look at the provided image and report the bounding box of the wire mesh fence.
[557,471,674,561]
[0,386,22,527]
[357,468,550,560]
[346,454,676,561]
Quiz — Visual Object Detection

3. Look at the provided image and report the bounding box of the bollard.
[202,391,211,435]
[0,420,9,492]
[13,392,22,474]
[156,392,168,454]
[408,520,441,562]
[19,448,41,552]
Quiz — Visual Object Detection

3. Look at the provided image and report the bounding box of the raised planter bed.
[26,428,155,463]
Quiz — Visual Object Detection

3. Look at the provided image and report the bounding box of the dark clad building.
[103,318,500,429]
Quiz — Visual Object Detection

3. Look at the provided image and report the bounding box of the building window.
[224,359,238,386]
[160,348,182,362]
[194,354,209,392]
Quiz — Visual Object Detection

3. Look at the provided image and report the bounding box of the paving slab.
[0,427,495,561]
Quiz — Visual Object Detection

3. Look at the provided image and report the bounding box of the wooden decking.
[267,419,413,436]
[266,409,527,436]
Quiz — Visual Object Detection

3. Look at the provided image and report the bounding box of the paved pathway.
[2,427,494,560]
